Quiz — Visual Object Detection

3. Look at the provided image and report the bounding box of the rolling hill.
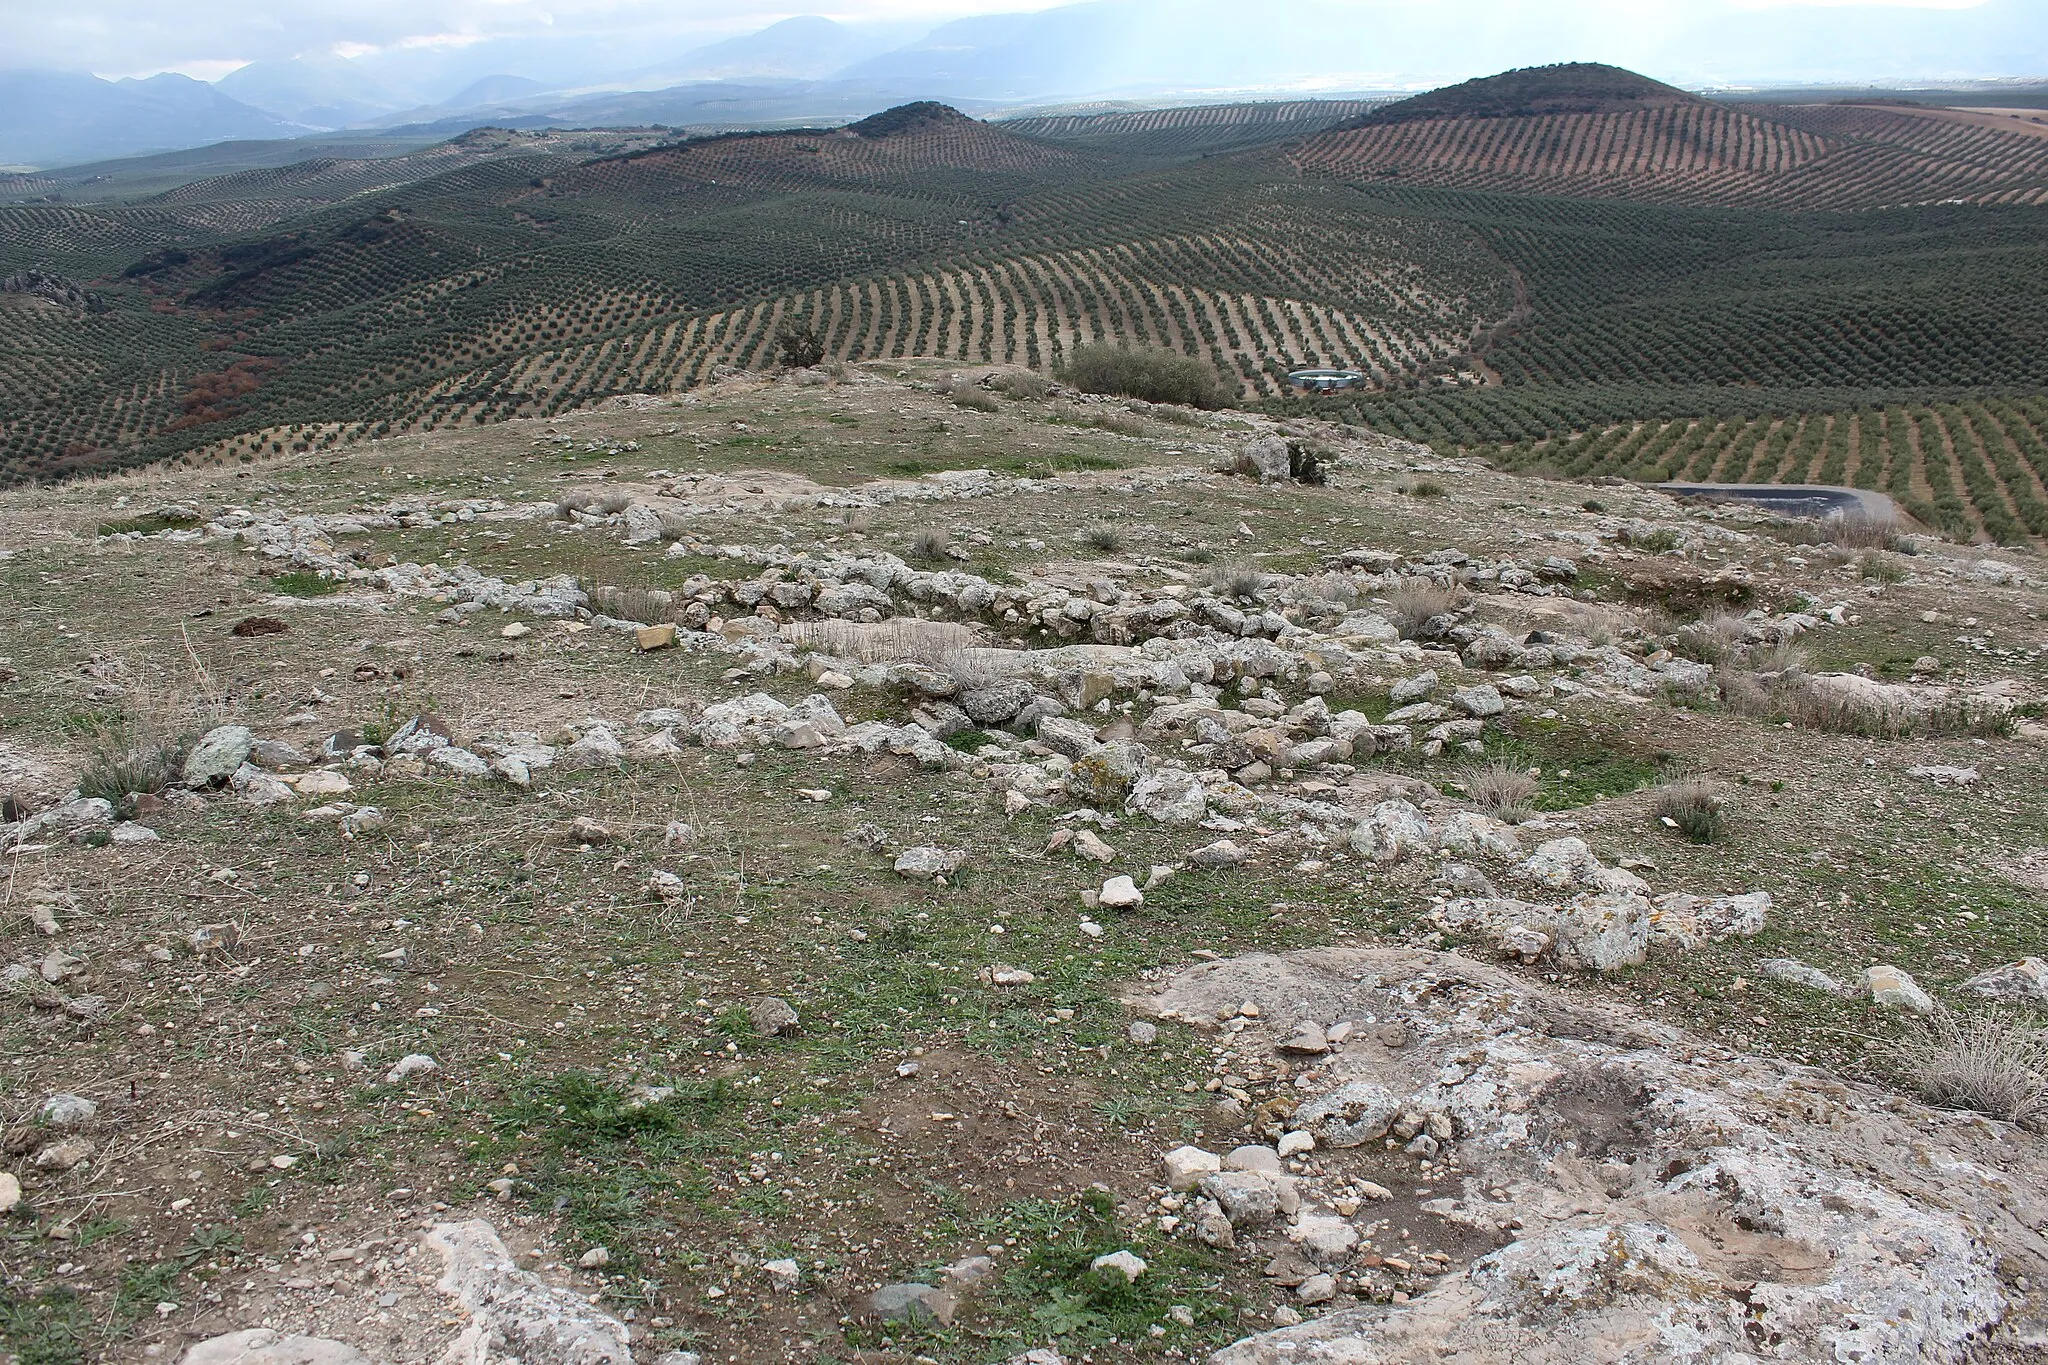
[2,63,2045,542]
[1295,65,2048,210]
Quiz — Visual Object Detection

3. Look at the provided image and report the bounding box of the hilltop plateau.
[0,361,2045,1363]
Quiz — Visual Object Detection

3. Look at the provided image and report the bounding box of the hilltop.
[0,362,2044,1363]
[1358,62,1697,125]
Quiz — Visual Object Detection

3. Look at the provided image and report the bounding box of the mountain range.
[4,0,2047,170]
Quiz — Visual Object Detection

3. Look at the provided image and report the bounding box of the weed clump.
[1202,562,1265,599]
[1652,776,1726,842]
[1384,578,1465,640]
[1081,524,1126,554]
[993,370,1053,400]
[1888,1009,2048,1130]
[1460,759,1537,823]
[1059,342,1231,409]
[909,527,952,563]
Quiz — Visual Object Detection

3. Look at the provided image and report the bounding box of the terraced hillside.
[3,69,2047,513]
[1002,99,1385,158]
[0,105,1517,483]
[1462,395,2048,544]
[1295,68,2048,209]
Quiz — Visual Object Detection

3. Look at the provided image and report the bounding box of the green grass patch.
[1484,725,1668,810]
[466,1071,739,1274]
[267,570,342,597]
[96,511,200,537]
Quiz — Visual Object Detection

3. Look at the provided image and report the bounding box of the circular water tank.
[1286,368,1368,391]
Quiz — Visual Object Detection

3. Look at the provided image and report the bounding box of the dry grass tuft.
[1202,562,1265,600]
[784,618,978,668]
[1460,759,1537,823]
[1081,523,1126,554]
[1652,776,1726,842]
[1384,578,1465,639]
[1673,613,1747,665]
[1889,1009,2048,1130]
[909,528,952,563]
[590,585,675,625]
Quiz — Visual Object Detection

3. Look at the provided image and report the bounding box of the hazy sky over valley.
[5,0,2040,89]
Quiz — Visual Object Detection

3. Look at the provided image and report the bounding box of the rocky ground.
[1,361,2044,1364]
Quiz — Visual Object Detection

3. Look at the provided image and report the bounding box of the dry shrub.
[992,371,1053,401]
[909,527,952,563]
[1673,613,1746,665]
[1384,578,1465,640]
[76,658,216,807]
[1202,562,1266,600]
[591,585,675,624]
[1088,411,1146,438]
[1716,662,2011,739]
[1859,550,1909,584]
[1889,1009,2048,1130]
[592,491,633,516]
[952,387,1000,414]
[1652,776,1725,843]
[1554,599,1629,646]
[1776,513,1909,553]
[784,618,977,668]
[1081,523,1125,554]
[655,511,692,542]
[1460,759,1537,823]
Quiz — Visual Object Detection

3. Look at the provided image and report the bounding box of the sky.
[2,0,2034,86]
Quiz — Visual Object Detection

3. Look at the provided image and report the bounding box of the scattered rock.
[38,1094,95,1129]
[1098,874,1144,908]
[385,1053,439,1083]
[1861,963,1935,1014]
[1091,1249,1147,1282]
[179,1329,372,1365]
[1163,1145,1221,1190]
[184,725,255,787]
[428,1219,634,1364]
[870,1282,950,1325]
[894,846,965,880]
[1958,957,2048,1006]
[1761,957,1851,997]
[749,996,801,1036]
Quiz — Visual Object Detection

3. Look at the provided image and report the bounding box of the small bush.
[1652,776,1726,842]
[1202,562,1265,599]
[1461,759,1537,823]
[1081,524,1125,554]
[1582,499,1607,513]
[1408,479,1444,497]
[1059,342,1231,409]
[1889,1009,2048,1130]
[592,491,633,516]
[1859,550,1909,584]
[1384,578,1464,639]
[775,318,824,369]
[910,528,952,563]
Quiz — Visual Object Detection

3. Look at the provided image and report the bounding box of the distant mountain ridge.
[0,70,304,170]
